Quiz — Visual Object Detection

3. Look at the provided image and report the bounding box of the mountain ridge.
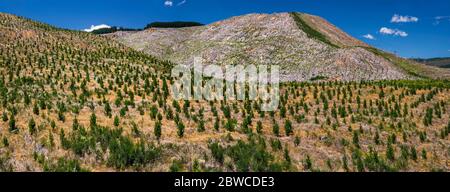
[413,57,450,68]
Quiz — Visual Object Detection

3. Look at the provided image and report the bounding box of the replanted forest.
[0,13,449,172]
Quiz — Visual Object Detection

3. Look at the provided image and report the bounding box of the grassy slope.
[364,47,450,80]
[289,12,339,48]
[363,47,426,78]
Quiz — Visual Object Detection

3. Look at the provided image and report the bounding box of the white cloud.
[363,34,375,40]
[177,0,187,6]
[164,0,173,7]
[379,27,408,37]
[391,14,419,23]
[434,16,450,25]
[83,24,111,32]
[435,16,450,21]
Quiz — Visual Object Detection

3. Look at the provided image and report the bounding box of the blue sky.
[1,0,449,58]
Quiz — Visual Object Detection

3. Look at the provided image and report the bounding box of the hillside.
[1,12,450,172]
[0,12,174,171]
[107,12,450,81]
[414,57,450,68]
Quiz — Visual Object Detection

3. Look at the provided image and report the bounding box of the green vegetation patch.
[91,26,140,34]
[60,124,161,170]
[42,157,89,172]
[290,12,338,48]
[310,75,328,81]
[209,135,291,172]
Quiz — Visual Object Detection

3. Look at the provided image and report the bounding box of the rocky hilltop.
[107,12,450,81]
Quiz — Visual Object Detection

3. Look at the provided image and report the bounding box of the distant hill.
[413,57,450,68]
[91,26,140,34]
[144,21,204,29]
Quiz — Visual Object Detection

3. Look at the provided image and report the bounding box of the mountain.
[413,57,450,68]
[107,12,450,81]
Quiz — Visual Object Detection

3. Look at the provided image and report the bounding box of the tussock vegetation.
[0,13,449,172]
